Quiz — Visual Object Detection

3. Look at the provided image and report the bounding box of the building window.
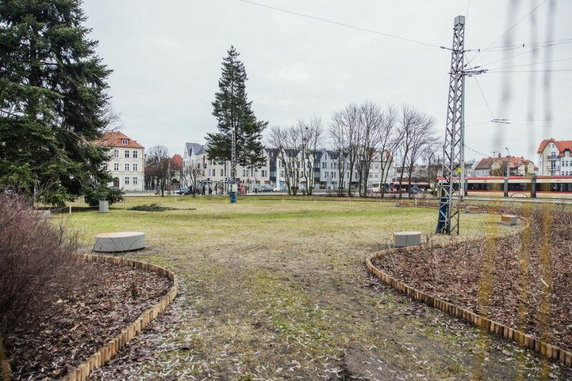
[113,162,119,171]
[220,169,223,176]
[133,164,138,171]
[125,150,130,158]
[125,163,129,171]
[122,139,129,144]
[113,149,119,158]
[133,151,138,158]
[124,177,130,185]
[133,177,138,185]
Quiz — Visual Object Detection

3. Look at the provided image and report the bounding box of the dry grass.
[58,196,570,379]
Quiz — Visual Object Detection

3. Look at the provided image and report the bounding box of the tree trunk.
[398,164,407,200]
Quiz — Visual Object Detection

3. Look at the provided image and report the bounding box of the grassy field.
[59,196,568,379]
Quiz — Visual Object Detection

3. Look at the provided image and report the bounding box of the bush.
[83,184,123,207]
[0,192,78,333]
[129,203,171,212]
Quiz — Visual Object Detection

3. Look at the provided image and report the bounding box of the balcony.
[546,164,560,174]
[547,155,559,161]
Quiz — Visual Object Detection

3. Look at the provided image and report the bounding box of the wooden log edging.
[365,245,572,367]
[61,254,179,381]
[0,336,11,381]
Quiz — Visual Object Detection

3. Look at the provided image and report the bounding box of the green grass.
[58,196,560,379]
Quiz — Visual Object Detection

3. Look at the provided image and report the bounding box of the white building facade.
[183,143,272,191]
[98,131,145,191]
[537,138,572,176]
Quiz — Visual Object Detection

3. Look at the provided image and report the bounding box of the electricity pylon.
[436,15,485,234]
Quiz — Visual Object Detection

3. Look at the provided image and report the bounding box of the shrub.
[129,203,175,211]
[83,184,123,207]
[0,192,78,333]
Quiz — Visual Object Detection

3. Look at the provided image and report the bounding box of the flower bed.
[369,208,572,362]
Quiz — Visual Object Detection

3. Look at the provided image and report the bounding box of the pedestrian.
[208,187,212,195]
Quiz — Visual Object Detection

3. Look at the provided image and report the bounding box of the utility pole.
[436,15,486,234]
[230,122,238,202]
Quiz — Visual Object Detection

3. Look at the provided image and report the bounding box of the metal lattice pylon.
[436,15,466,234]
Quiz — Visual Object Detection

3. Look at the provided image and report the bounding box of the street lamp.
[505,147,511,177]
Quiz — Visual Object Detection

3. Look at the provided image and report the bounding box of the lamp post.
[504,147,510,197]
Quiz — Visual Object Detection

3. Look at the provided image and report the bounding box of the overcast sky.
[83,0,571,162]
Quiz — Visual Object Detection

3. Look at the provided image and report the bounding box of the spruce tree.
[206,46,267,170]
[0,0,113,206]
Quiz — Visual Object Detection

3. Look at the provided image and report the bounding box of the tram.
[439,176,572,199]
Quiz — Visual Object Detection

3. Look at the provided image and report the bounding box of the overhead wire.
[476,38,572,67]
[490,56,572,70]
[467,0,548,66]
[472,76,496,119]
[486,69,572,73]
[239,0,443,49]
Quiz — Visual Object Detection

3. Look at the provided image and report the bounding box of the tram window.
[468,183,489,191]
[508,183,528,192]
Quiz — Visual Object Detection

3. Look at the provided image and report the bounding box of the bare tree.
[331,104,361,197]
[182,160,201,190]
[377,105,398,198]
[268,126,302,195]
[146,145,170,196]
[356,102,387,197]
[421,142,442,197]
[297,118,323,195]
[396,106,437,199]
[330,116,347,196]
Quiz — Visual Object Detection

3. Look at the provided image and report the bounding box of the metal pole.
[436,15,466,235]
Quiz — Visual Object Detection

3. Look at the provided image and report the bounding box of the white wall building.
[183,142,272,191]
[537,138,572,176]
[97,131,145,191]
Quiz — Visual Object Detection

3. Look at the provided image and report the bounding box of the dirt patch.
[4,259,172,380]
[372,208,572,353]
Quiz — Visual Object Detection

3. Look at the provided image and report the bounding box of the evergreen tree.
[206,46,267,171]
[0,0,113,206]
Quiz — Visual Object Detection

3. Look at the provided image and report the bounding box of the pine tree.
[0,0,113,206]
[206,46,267,171]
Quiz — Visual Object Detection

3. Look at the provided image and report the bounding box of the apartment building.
[183,142,272,189]
[96,131,145,191]
[537,138,572,176]
[474,156,536,177]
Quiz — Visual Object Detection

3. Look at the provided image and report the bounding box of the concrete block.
[500,215,518,226]
[394,231,422,247]
[465,205,480,214]
[99,200,109,213]
[94,232,145,252]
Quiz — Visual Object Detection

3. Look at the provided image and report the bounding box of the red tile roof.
[537,138,572,157]
[95,131,144,149]
[475,156,531,170]
[170,154,183,169]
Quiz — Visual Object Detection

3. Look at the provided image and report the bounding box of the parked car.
[259,185,274,192]
[176,187,189,195]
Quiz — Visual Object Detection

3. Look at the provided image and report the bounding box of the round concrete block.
[500,215,518,226]
[394,231,422,248]
[94,231,145,252]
